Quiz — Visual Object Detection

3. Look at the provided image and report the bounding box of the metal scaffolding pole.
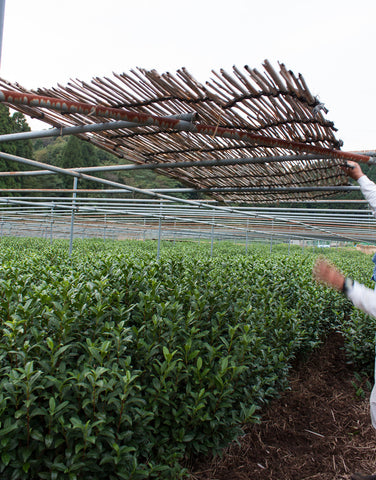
[2,150,376,179]
[0,89,373,163]
[0,153,337,177]
[0,151,360,242]
[0,185,361,194]
[157,217,162,260]
[49,204,54,243]
[69,177,78,257]
[0,186,362,195]
[0,112,197,144]
[189,186,360,194]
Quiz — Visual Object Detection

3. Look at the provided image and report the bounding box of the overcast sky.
[0,0,375,152]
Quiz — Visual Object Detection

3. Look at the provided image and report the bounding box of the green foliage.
[0,238,374,478]
[0,105,34,191]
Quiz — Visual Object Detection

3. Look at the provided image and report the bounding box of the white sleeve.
[347,281,376,318]
[358,175,376,215]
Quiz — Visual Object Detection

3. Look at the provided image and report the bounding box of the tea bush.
[0,238,373,478]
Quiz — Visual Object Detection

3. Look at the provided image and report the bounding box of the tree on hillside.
[57,135,100,191]
[0,105,33,159]
[0,105,34,191]
[32,134,186,198]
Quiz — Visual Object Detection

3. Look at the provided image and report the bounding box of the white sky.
[0,0,375,152]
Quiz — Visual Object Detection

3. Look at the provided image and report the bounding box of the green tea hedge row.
[323,247,376,376]
[0,238,373,479]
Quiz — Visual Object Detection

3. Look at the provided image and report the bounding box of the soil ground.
[189,333,376,480]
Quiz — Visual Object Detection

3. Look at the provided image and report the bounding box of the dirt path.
[190,333,376,480]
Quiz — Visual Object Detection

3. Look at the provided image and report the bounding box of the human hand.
[313,258,345,291]
[340,161,364,181]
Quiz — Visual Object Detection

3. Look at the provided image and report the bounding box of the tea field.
[0,237,374,479]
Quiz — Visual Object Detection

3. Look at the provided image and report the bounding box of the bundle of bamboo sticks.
[0,60,347,203]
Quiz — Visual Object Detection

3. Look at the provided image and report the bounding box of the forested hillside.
[0,104,184,197]
[0,104,35,190]
[32,135,184,196]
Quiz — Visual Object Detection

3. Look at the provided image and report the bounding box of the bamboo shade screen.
[0,60,349,203]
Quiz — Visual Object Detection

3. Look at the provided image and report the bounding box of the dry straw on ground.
[190,333,376,480]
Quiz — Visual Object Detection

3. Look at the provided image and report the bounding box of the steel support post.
[49,205,54,243]
[69,177,78,257]
[245,219,249,254]
[157,217,162,260]
[210,215,215,257]
[43,218,47,240]
[270,219,274,254]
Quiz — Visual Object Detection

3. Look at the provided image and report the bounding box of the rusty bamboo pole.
[0,89,371,164]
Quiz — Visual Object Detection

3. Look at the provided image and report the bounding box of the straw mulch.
[189,333,376,480]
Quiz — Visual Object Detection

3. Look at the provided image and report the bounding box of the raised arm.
[313,258,376,319]
[342,161,376,214]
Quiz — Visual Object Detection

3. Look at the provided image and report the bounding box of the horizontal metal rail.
[186,186,360,194]
[0,112,197,144]
[0,185,361,194]
[0,153,336,177]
